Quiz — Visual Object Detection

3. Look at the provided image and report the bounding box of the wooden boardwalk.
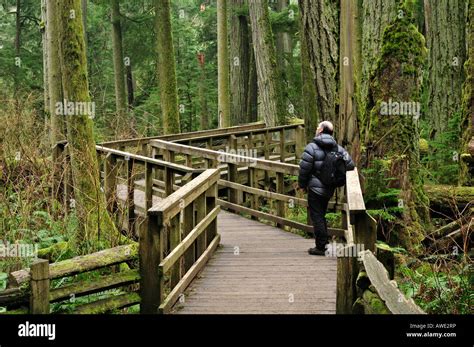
[173,211,337,314]
[116,183,337,314]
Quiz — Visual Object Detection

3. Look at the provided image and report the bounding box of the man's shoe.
[308,247,326,256]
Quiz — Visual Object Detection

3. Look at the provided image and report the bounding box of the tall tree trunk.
[248,0,286,126]
[155,0,180,134]
[299,0,339,129]
[198,55,209,130]
[111,0,128,136]
[217,0,231,127]
[230,0,250,125]
[41,0,49,115]
[338,0,360,164]
[126,63,134,108]
[81,0,87,47]
[460,0,473,186]
[364,3,429,252]
[47,0,65,145]
[58,0,117,253]
[300,24,318,142]
[358,0,398,143]
[14,0,21,100]
[275,0,292,69]
[424,0,467,139]
[247,35,258,123]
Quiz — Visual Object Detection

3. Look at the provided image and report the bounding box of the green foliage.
[421,112,462,184]
[397,260,472,314]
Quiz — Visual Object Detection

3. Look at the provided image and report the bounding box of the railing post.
[249,167,258,220]
[195,193,207,258]
[182,203,195,272]
[354,213,376,253]
[163,150,174,197]
[295,125,304,164]
[126,157,135,235]
[275,172,285,228]
[140,213,163,314]
[30,259,50,314]
[206,182,218,245]
[336,255,356,314]
[104,153,118,214]
[228,135,238,203]
[279,129,285,162]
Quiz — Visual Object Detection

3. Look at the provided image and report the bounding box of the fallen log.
[424,185,473,214]
[8,243,138,287]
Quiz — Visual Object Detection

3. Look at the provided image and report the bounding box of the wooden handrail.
[98,122,266,147]
[345,168,366,213]
[149,139,299,175]
[95,145,197,175]
[360,250,425,314]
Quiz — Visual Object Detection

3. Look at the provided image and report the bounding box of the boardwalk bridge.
[2,122,425,315]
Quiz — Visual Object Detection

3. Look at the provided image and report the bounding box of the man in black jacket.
[298,121,355,255]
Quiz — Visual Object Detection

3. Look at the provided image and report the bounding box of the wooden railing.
[140,169,220,314]
[149,139,345,238]
[99,122,266,153]
[336,169,424,314]
[2,244,139,314]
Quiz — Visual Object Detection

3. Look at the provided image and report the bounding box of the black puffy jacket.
[298,134,355,198]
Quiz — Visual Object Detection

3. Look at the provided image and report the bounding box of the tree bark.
[338,0,360,164]
[217,0,231,128]
[47,0,66,145]
[111,0,128,136]
[230,0,250,125]
[247,37,258,123]
[358,0,398,143]
[41,0,49,115]
[14,0,21,100]
[248,0,286,126]
[155,0,180,134]
[58,0,118,253]
[424,0,467,139]
[364,4,429,252]
[299,0,339,129]
[460,0,473,186]
[198,57,209,130]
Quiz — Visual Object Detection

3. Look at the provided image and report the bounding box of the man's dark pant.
[308,190,330,250]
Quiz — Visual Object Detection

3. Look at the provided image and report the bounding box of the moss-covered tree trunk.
[41,0,49,116]
[198,56,209,130]
[300,22,318,142]
[365,3,430,252]
[47,0,65,146]
[58,0,118,253]
[358,0,398,143]
[217,0,231,128]
[155,0,180,134]
[338,0,360,164]
[460,0,473,185]
[248,0,286,126]
[275,0,292,69]
[423,0,467,139]
[247,39,258,123]
[299,0,339,130]
[111,0,128,137]
[230,0,250,125]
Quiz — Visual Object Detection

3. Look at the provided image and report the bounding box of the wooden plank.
[159,234,221,314]
[49,270,140,302]
[346,168,365,212]
[69,292,140,314]
[195,194,207,259]
[148,169,220,222]
[218,200,344,237]
[30,259,49,314]
[10,244,138,286]
[360,250,425,314]
[150,140,299,175]
[160,206,220,273]
[139,214,163,314]
[95,145,196,175]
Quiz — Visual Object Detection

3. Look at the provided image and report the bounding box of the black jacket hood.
[313,133,337,149]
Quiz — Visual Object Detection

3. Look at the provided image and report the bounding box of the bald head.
[317,121,334,135]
